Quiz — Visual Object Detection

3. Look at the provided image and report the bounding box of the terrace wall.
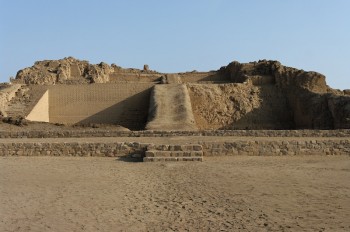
[0,138,348,157]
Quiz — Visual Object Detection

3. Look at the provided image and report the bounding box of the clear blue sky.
[1,0,349,89]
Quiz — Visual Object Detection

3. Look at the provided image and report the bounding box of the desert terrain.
[1,58,349,232]
[1,155,349,232]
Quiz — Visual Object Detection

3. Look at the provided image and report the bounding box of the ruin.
[3,57,350,129]
[0,57,349,160]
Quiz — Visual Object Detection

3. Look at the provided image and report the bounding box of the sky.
[0,0,349,89]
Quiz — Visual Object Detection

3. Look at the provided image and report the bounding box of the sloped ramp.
[146,84,197,131]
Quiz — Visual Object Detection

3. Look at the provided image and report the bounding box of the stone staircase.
[143,144,203,162]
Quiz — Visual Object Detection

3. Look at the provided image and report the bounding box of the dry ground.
[1,156,349,232]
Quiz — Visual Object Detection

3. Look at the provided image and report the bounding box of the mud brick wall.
[48,83,154,130]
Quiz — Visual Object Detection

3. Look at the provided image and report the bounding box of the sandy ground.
[1,156,349,232]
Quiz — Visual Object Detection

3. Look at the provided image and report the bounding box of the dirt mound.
[219,60,350,129]
[14,57,160,85]
[219,60,328,93]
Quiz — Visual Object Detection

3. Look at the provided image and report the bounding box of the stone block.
[192,145,203,151]
[145,151,155,157]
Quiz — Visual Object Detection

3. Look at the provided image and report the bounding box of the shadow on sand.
[115,155,143,163]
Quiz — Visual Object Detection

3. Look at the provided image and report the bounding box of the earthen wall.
[48,83,154,130]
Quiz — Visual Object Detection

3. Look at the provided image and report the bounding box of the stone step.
[143,156,203,162]
[148,144,203,151]
[145,150,203,157]
[143,144,203,162]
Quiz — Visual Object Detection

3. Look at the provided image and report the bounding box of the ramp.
[146,84,197,131]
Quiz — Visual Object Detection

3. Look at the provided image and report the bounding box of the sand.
[1,156,349,232]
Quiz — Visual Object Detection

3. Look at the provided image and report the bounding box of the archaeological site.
[0,57,349,160]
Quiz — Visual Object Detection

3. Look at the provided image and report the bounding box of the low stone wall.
[0,129,349,139]
[0,142,148,157]
[200,139,350,156]
[0,138,349,157]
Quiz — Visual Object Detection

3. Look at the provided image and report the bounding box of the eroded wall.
[0,84,22,116]
[49,83,154,130]
[188,83,293,130]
